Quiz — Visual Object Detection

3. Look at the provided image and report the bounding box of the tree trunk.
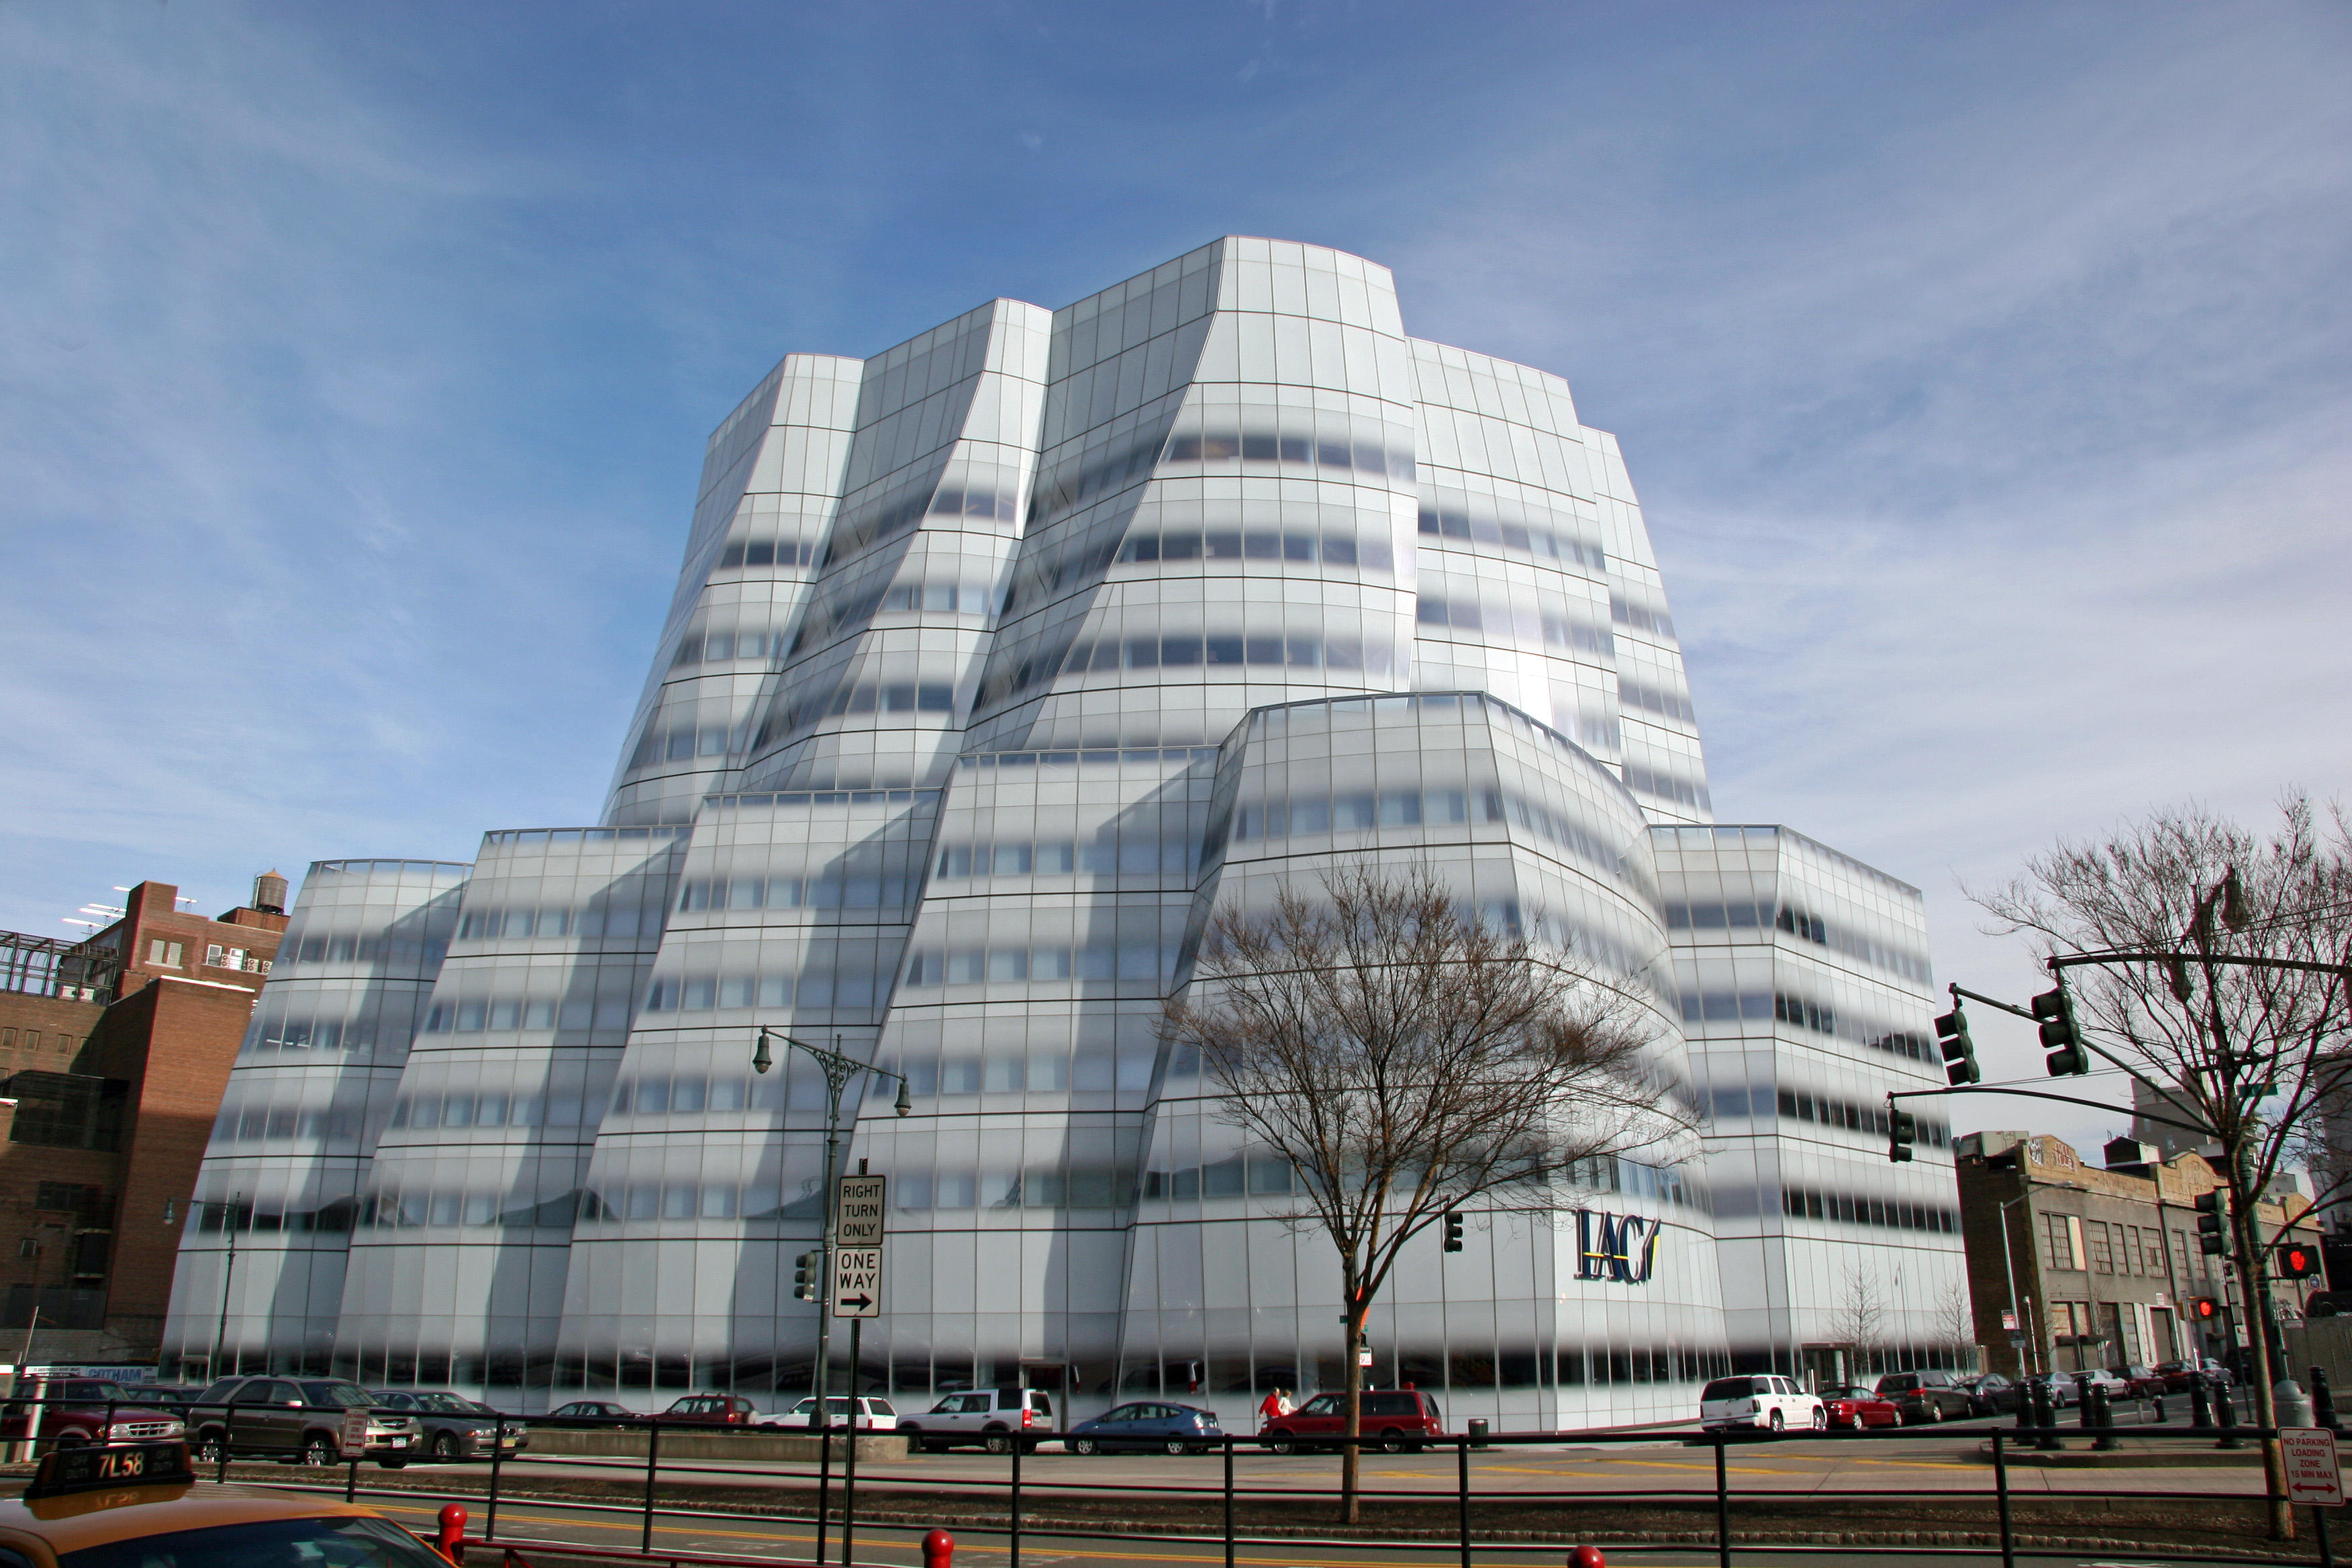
[2231,1161,2294,1541]
[1339,1295,1366,1525]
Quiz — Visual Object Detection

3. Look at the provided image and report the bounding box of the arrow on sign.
[836,1294,873,1313]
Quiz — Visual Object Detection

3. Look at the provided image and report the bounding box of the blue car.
[1064,1401,1224,1455]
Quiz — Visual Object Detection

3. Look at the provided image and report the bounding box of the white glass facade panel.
[164,238,1956,1420]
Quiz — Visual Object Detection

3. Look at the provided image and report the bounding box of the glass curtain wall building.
[165,238,1961,1421]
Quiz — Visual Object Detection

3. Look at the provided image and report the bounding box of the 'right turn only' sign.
[2282,1428,2344,1508]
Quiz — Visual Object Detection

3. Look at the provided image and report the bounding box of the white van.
[1700,1375,1824,1432]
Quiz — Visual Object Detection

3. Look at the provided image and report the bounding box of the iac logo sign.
[1575,1210,1660,1284]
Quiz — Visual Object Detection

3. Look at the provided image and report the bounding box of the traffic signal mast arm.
[1885,1083,2214,1136]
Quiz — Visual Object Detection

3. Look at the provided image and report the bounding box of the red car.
[1814,1383,1900,1429]
[1259,1387,1445,1453]
[654,1393,781,1430]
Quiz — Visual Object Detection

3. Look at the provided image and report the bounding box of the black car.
[1957,1373,2020,1415]
[546,1400,640,1427]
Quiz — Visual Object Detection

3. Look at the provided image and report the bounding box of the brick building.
[0,876,286,1361]
[1956,1130,2320,1380]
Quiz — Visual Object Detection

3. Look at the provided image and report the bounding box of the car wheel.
[1768,1410,1785,1432]
[1810,1408,1827,1431]
[1071,1437,1099,1456]
[1164,1438,1189,1456]
[984,1431,1014,1455]
[1926,1401,1944,1423]
[1379,1428,1406,1454]
[432,1431,462,1461]
[196,1434,226,1465]
[301,1436,336,1467]
[1265,1438,1295,1455]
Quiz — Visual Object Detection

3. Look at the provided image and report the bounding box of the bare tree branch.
[1163,863,1696,1520]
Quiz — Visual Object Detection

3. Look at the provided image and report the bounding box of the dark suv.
[186,1375,420,1466]
[1872,1369,1973,1424]
[1259,1389,1445,1453]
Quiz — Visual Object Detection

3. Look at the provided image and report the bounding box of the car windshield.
[417,1394,479,1414]
[1297,1395,1342,1415]
[60,1513,452,1568]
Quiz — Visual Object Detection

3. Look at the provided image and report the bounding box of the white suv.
[1700,1375,1825,1432]
[896,1387,1056,1453]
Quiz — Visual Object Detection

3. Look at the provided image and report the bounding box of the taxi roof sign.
[23,1440,195,1500]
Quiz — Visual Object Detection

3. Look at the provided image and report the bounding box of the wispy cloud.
[2,1,2344,1163]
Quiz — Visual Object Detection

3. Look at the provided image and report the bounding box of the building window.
[2043,1212,2086,1271]
[2089,1221,2114,1275]
[146,939,183,967]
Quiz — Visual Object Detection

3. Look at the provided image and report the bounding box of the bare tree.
[1163,863,1696,1522]
[1932,1278,1978,1373]
[1973,794,2352,1538]
[1827,1263,1887,1379]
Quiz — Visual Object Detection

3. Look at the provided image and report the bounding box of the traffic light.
[1888,1109,1917,1163]
[2196,1190,2228,1256]
[792,1249,822,1301]
[1442,1211,1465,1252]
[2277,1241,2321,1279]
[2190,1295,2220,1322]
[1934,1004,1979,1086]
[2032,985,2089,1076]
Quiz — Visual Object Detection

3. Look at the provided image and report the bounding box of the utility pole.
[751,1030,910,1434]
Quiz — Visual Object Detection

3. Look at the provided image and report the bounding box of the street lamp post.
[1997,1193,2039,1377]
[752,1029,911,1434]
[165,1193,243,1380]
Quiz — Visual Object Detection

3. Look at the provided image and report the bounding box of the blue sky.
[4,1,2347,1146]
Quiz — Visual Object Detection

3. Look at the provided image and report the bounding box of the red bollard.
[436,1504,468,1564]
[922,1528,954,1568]
[1567,1548,1606,1568]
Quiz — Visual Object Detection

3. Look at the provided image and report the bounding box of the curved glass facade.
[166,238,1961,1419]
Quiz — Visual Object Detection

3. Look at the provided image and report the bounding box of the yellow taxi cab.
[0,1442,455,1568]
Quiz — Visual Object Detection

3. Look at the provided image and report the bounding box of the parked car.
[185,1375,418,1467]
[2020,1373,2076,1409]
[115,1383,207,1418]
[2116,1365,2169,1399]
[656,1393,784,1430]
[1956,1373,2021,1415]
[1814,1383,1900,1430]
[2155,1358,2233,1391]
[1259,1388,1446,1453]
[546,1400,641,1426]
[1872,1370,1973,1424]
[0,1377,184,1449]
[785,1395,899,1431]
[896,1387,1057,1453]
[1065,1401,1224,1455]
[366,1390,528,1462]
[1700,1375,1824,1433]
[2069,1368,2129,1400]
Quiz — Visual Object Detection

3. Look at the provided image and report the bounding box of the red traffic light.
[2190,1296,2220,1321]
[2278,1242,2321,1279]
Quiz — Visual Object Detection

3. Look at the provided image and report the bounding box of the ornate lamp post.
[752,1028,910,1431]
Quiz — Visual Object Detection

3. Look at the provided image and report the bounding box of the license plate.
[388,1437,408,1447]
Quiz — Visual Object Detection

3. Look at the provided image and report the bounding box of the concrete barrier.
[522,1428,909,1462]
